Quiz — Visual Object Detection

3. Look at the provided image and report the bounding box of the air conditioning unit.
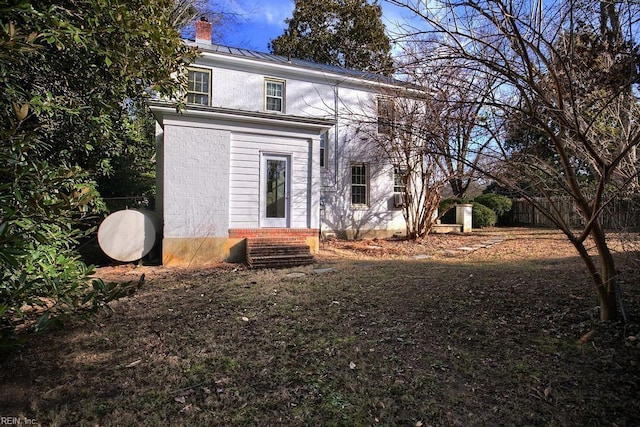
[393,192,406,208]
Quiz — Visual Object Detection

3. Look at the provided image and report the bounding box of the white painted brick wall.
[162,125,230,238]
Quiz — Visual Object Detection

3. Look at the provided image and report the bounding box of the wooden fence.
[511,196,640,230]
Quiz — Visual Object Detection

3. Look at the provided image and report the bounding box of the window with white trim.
[187,68,211,105]
[378,97,395,134]
[393,167,407,194]
[320,132,328,168]
[265,79,285,112]
[351,162,369,206]
[393,167,408,208]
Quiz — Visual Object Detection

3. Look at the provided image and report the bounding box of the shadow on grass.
[0,250,638,426]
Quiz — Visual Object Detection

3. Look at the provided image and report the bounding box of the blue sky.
[215,0,414,53]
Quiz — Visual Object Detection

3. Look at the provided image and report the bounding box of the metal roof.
[191,41,403,86]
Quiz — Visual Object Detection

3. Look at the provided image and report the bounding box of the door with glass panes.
[261,154,289,227]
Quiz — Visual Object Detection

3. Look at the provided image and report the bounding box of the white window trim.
[187,67,211,106]
[320,132,329,169]
[260,154,291,228]
[393,167,408,209]
[377,97,395,134]
[264,78,285,113]
[351,162,370,207]
[393,167,408,194]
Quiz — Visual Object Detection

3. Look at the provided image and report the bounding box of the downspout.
[334,84,339,187]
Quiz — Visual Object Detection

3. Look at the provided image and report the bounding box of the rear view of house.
[150,20,410,266]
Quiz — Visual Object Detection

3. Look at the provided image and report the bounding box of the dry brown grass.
[1,228,638,426]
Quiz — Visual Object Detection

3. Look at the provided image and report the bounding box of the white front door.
[261,154,289,228]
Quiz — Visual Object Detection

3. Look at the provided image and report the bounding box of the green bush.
[472,202,498,228]
[0,159,138,348]
[475,193,513,224]
[438,198,497,228]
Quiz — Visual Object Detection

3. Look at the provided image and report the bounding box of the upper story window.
[351,162,369,206]
[187,68,211,105]
[265,79,285,113]
[320,132,328,168]
[378,97,395,134]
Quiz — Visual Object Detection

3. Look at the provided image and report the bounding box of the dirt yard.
[1,228,638,426]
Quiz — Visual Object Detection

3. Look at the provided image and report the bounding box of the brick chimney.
[195,17,212,44]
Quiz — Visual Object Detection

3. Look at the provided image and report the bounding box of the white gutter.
[148,101,335,131]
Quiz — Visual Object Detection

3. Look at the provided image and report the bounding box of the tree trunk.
[569,224,619,321]
[590,225,619,321]
[563,224,619,321]
[448,178,464,198]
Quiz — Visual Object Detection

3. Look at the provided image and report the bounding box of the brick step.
[248,256,313,266]
[247,246,310,255]
[247,239,307,247]
[247,254,314,269]
[247,253,314,262]
[246,237,313,269]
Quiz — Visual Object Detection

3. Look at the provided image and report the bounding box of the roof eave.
[189,42,414,92]
[148,100,336,131]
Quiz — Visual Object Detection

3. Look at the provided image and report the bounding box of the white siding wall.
[230,133,313,229]
[162,125,230,238]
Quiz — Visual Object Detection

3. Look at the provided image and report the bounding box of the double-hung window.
[187,68,211,105]
[265,79,285,112]
[320,132,328,168]
[351,162,369,206]
[393,168,408,194]
[377,97,395,134]
[393,167,408,208]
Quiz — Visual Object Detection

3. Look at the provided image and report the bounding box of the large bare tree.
[372,90,450,239]
[349,54,495,238]
[390,0,640,320]
[350,48,497,238]
[396,46,497,198]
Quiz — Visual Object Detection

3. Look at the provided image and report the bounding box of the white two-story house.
[150,20,410,266]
